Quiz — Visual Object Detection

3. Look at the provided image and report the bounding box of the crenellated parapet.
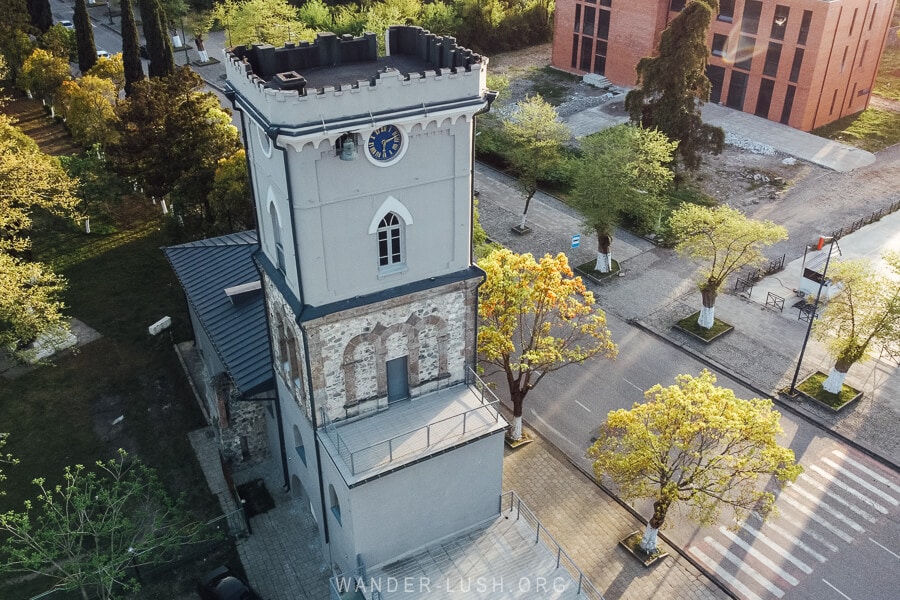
[224,26,490,146]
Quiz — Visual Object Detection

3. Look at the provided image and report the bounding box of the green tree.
[113,68,239,201]
[73,0,97,74]
[60,149,130,227]
[19,48,71,107]
[208,148,254,234]
[38,23,76,61]
[0,433,19,496]
[420,1,459,35]
[0,450,208,600]
[212,0,311,47]
[478,249,617,440]
[0,28,35,83]
[26,0,52,33]
[140,0,176,78]
[0,114,79,254]
[624,0,724,171]
[57,76,120,148]
[669,204,787,329]
[120,0,145,96]
[502,94,570,232]
[812,253,900,393]
[588,370,801,555]
[571,124,676,273]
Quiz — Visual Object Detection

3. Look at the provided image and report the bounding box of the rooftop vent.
[224,280,262,306]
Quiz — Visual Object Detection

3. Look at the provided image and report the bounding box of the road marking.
[574,400,591,413]
[821,457,899,505]
[786,483,865,532]
[831,450,900,494]
[868,537,900,560]
[704,536,785,597]
[780,496,854,543]
[622,378,643,392]
[822,579,853,600]
[718,526,800,584]
[808,464,889,514]
[689,546,765,600]
[797,473,877,523]
[739,521,816,571]
[751,512,837,555]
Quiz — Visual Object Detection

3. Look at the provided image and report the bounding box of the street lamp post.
[107,0,113,25]
[788,237,837,395]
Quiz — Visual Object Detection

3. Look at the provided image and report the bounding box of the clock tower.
[225,27,505,576]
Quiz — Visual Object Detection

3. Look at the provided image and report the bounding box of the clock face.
[367,125,403,162]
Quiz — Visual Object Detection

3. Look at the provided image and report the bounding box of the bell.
[340,136,357,161]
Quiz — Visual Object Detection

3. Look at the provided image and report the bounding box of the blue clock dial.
[367,125,403,162]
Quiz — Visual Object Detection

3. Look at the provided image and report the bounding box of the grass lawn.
[874,45,900,102]
[796,372,861,410]
[811,108,900,152]
[575,259,621,283]
[675,312,734,342]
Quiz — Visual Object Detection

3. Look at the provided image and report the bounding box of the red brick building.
[551,0,897,131]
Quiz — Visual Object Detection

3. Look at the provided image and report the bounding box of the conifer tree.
[120,0,145,95]
[140,0,175,78]
[624,0,724,170]
[73,0,96,74]
[26,0,52,33]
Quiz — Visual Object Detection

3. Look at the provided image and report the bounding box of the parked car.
[96,49,110,59]
[197,566,261,600]
[59,20,74,30]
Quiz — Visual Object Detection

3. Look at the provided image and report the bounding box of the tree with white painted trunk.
[588,370,801,555]
[669,204,787,329]
[477,249,617,441]
[812,253,900,394]
[571,124,676,273]
[502,95,571,231]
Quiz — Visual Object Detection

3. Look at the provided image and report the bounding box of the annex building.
[551,0,897,131]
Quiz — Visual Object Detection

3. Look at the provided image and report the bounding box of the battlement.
[225,26,490,143]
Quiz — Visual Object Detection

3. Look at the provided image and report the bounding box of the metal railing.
[325,368,502,476]
[829,199,900,241]
[765,292,785,312]
[501,491,606,599]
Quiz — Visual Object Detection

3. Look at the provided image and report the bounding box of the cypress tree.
[26,0,52,33]
[139,0,175,78]
[120,0,144,95]
[73,0,97,74]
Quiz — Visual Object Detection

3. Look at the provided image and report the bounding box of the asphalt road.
[52,8,900,599]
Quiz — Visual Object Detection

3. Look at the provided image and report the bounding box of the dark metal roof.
[164,231,273,396]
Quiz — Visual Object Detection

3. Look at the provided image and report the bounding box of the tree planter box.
[674,312,734,343]
[575,260,621,284]
[796,372,862,412]
[510,224,532,235]
[505,430,534,449]
[619,531,669,567]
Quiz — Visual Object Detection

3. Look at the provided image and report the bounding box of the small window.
[798,10,813,45]
[841,46,848,72]
[741,0,762,35]
[771,5,790,40]
[573,4,582,34]
[329,485,341,525]
[849,8,858,36]
[755,79,775,118]
[580,36,593,71]
[718,0,735,22]
[781,85,796,125]
[869,4,878,30]
[830,89,838,115]
[735,36,754,71]
[571,34,579,69]
[789,48,804,83]
[293,425,306,466]
[670,0,686,11]
[711,34,727,57]
[599,0,611,6]
[270,204,285,274]
[859,41,868,67]
[377,212,404,271]
[763,43,782,77]
[597,10,610,39]
[583,6,596,37]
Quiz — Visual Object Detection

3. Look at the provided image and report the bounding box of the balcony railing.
[323,368,502,476]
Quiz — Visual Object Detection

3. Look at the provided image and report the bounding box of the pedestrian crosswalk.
[688,448,899,600]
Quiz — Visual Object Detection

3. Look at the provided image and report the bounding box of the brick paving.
[501,431,730,600]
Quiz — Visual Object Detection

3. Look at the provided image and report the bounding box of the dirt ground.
[487,44,826,207]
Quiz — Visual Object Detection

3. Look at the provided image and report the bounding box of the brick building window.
[670,0,686,11]
[859,41,868,67]
[594,40,607,75]
[771,5,790,40]
[849,8,858,36]
[849,83,857,107]
[574,4,581,33]
[571,34,579,69]
[711,34,727,57]
[597,9,610,39]
[763,43,782,77]
[741,1,762,35]
[583,6,596,37]
[870,4,878,30]
[789,48,804,83]
[580,36,594,71]
[798,10,813,45]
[780,85,796,124]
[829,89,838,115]
[735,36,754,71]
[726,71,748,110]
[707,65,725,104]
[718,0,735,22]
[841,46,848,72]
[755,79,775,118]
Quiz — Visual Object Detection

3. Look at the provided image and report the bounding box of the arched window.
[269,203,285,273]
[292,424,306,465]
[377,212,403,270]
[329,484,342,525]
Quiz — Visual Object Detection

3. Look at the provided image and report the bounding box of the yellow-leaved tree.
[478,249,617,440]
[588,370,801,555]
[812,253,900,393]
